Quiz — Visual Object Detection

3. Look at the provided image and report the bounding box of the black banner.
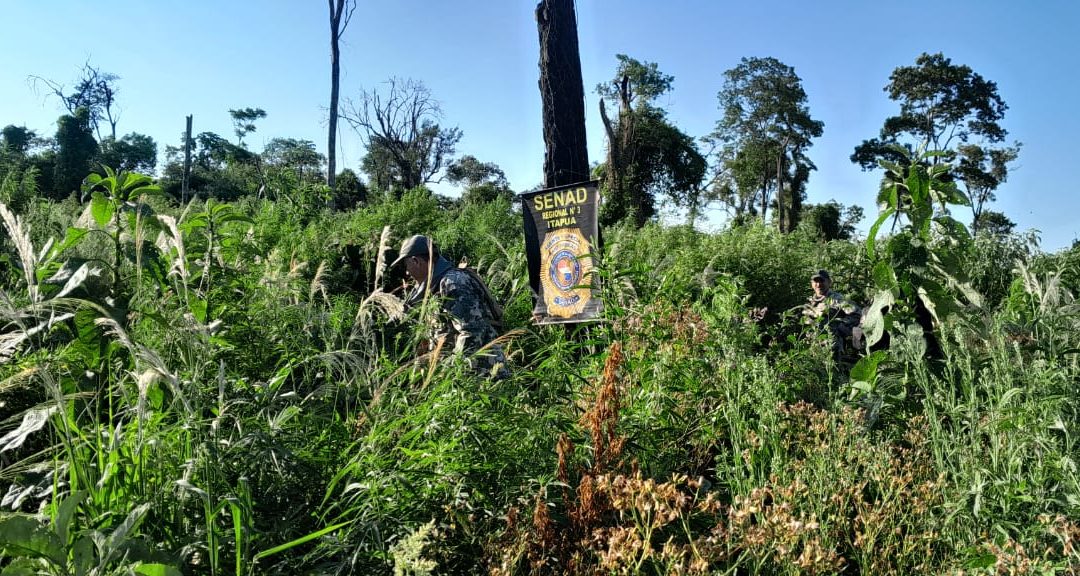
[521,180,603,324]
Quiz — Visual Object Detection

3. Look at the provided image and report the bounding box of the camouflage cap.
[390,234,438,267]
[811,269,831,281]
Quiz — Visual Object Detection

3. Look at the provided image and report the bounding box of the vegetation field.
[0,24,1078,575]
[1,165,1079,575]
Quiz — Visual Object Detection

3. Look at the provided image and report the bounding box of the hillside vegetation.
[1,168,1078,575]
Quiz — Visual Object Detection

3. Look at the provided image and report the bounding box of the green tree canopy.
[332,167,367,210]
[708,56,823,232]
[851,53,1019,232]
[1,125,35,155]
[53,108,99,199]
[596,55,705,227]
[797,201,864,241]
[229,107,267,147]
[99,132,158,174]
[263,138,325,184]
[447,155,514,205]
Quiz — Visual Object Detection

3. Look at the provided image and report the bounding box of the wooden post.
[536,0,589,188]
[181,114,193,204]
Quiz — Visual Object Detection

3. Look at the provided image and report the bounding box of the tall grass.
[2,189,1079,575]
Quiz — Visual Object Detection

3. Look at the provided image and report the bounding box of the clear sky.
[1,1,1076,250]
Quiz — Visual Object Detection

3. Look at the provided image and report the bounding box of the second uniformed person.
[802,269,862,357]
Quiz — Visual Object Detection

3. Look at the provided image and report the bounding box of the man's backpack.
[455,266,505,331]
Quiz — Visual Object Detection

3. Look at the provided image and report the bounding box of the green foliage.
[52,108,99,199]
[852,52,1019,231]
[98,132,158,174]
[596,55,706,228]
[0,166,40,214]
[332,168,367,210]
[709,56,824,231]
[228,107,267,147]
[797,201,864,241]
[1,125,36,155]
[861,146,980,350]
[3,162,1079,575]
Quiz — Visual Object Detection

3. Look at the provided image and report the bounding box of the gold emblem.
[540,228,594,318]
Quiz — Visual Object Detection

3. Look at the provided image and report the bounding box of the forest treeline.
[2,51,1020,240]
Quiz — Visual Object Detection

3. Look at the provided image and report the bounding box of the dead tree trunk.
[182,115,193,203]
[536,0,589,188]
[328,0,355,190]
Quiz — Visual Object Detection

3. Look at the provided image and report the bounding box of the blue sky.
[1,1,1076,249]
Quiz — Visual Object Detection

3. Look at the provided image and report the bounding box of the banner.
[521,180,603,324]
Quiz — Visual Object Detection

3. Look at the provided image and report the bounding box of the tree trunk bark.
[328,38,339,189]
[760,171,769,224]
[776,148,787,232]
[536,0,589,188]
[328,0,352,191]
[182,114,193,203]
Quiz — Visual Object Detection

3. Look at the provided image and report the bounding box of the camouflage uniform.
[803,290,862,355]
[410,256,509,379]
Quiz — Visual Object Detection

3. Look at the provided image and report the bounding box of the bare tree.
[342,78,461,195]
[327,0,355,189]
[29,61,122,140]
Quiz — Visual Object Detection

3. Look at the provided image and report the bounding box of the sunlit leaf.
[0,407,58,453]
[90,192,114,228]
[133,563,182,576]
[862,289,895,349]
[866,208,895,259]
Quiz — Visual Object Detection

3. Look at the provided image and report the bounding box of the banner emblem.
[541,229,591,317]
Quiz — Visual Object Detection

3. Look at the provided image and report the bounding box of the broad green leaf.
[134,564,182,576]
[54,490,88,544]
[54,262,100,299]
[872,260,897,291]
[916,285,945,325]
[963,551,997,569]
[72,534,94,576]
[54,227,90,256]
[0,407,58,453]
[877,159,903,175]
[146,379,164,410]
[83,172,104,190]
[1,558,44,576]
[103,503,150,554]
[850,350,887,384]
[850,380,873,394]
[906,167,928,205]
[954,280,984,309]
[866,208,895,259]
[90,192,114,228]
[217,213,254,225]
[72,307,105,366]
[862,289,895,349]
[190,297,208,324]
[0,514,65,565]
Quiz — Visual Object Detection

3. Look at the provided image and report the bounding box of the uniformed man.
[802,269,862,357]
[392,234,509,379]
